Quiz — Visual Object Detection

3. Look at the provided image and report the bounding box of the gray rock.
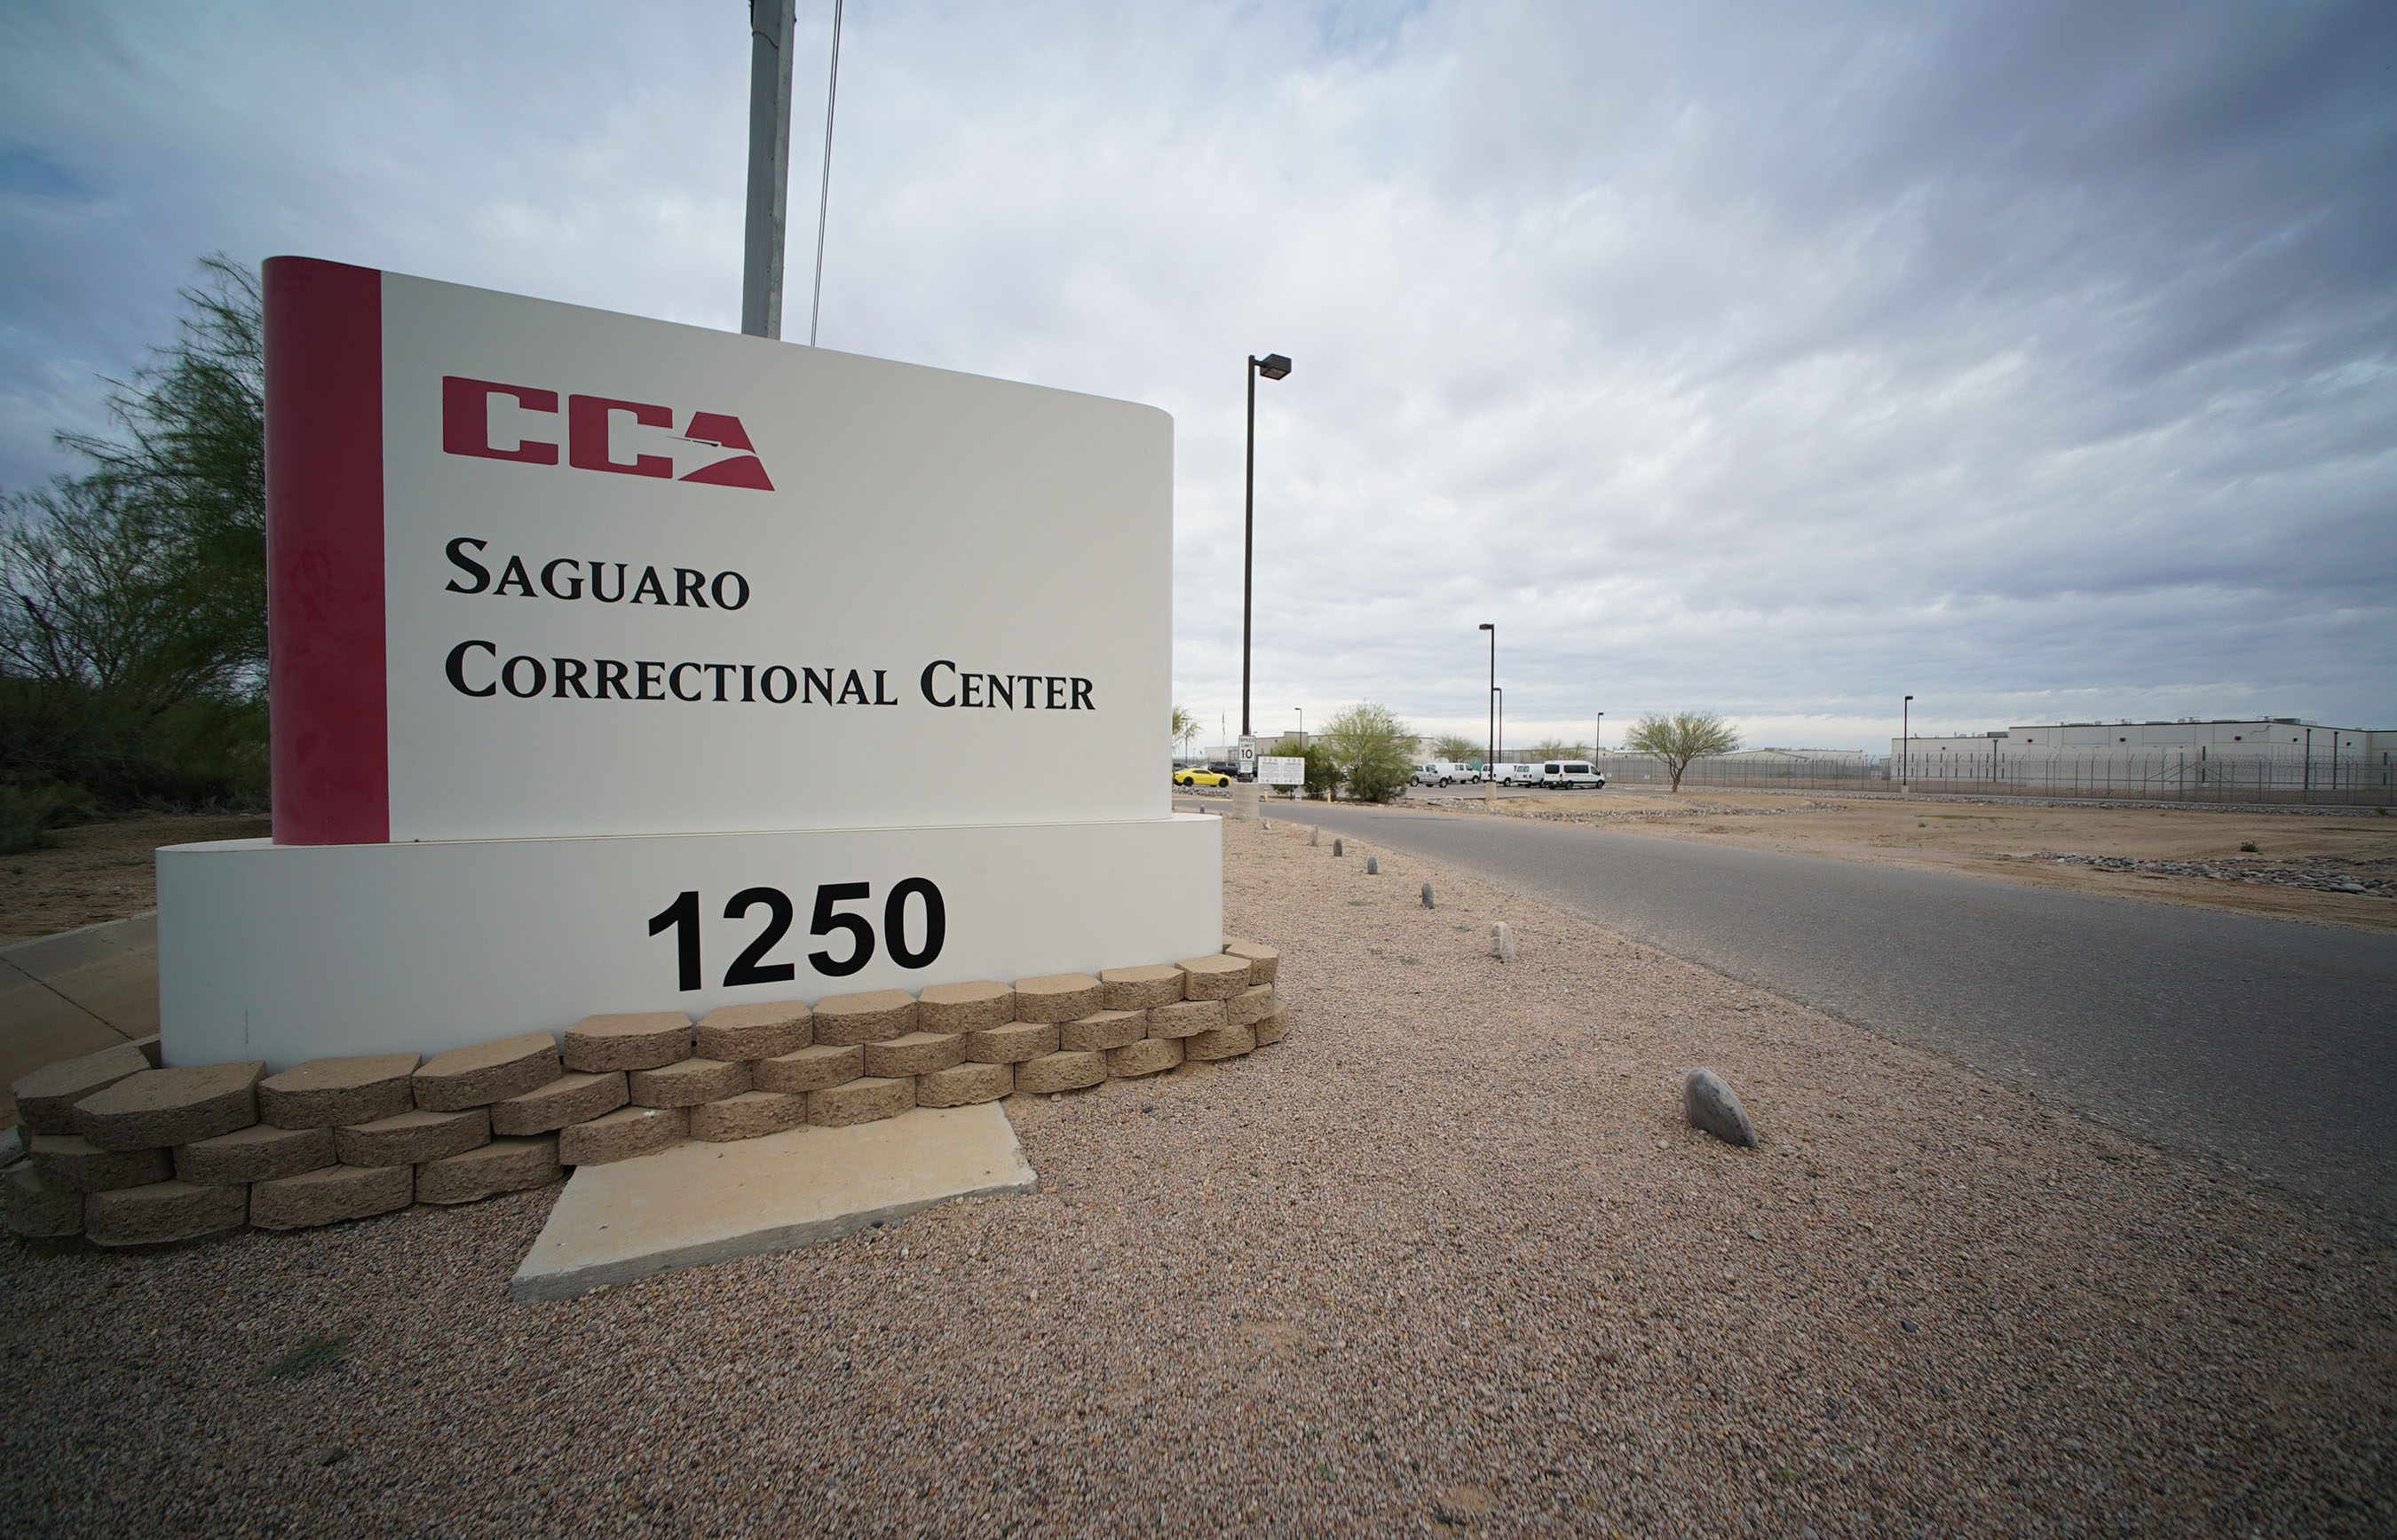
[1309,828,1318,846]
[1421,883,1436,909]
[1365,856,1379,875]
[1490,923,1516,961]
[1333,839,1344,857]
[1684,1068,1757,1148]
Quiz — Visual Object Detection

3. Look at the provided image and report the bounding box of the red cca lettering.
[439,376,773,491]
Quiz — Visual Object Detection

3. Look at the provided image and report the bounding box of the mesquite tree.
[1626,712,1741,791]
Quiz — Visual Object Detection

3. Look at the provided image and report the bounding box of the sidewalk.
[0,912,160,1128]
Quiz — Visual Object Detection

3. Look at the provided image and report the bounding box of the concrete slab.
[510,1102,1035,1302]
[1,967,123,1123]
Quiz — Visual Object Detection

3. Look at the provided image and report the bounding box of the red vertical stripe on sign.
[265,257,388,845]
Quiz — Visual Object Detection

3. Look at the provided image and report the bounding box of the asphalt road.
[1266,800,2397,1228]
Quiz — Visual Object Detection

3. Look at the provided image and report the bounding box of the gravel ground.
[3,817,2391,1536]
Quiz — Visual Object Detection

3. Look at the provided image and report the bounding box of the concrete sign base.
[158,815,1221,1068]
[510,1102,1036,1301]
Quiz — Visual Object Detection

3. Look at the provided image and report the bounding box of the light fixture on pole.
[1239,351,1293,742]
[1478,623,1495,799]
[1595,710,1603,755]
[1903,694,1913,791]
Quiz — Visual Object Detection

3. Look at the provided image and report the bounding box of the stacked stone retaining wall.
[4,941,1288,1247]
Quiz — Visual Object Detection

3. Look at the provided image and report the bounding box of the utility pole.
[741,0,796,339]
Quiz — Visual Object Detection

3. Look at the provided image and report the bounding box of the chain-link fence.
[1585,750,2395,805]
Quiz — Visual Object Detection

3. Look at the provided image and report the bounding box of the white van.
[1494,762,1541,786]
[1411,763,1455,786]
[1539,761,1607,789]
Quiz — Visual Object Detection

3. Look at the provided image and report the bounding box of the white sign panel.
[266,257,1171,844]
[1257,755,1305,786]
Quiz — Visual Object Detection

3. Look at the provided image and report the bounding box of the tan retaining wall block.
[808,1076,914,1128]
[491,1071,628,1137]
[12,1043,154,1135]
[249,1163,413,1230]
[73,1062,265,1151]
[1060,1010,1147,1053]
[694,1000,811,1062]
[753,1044,862,1094]
[1015,1050,1107,1094]
[1106,1037,1183,1078]
[414,1033,560,1112]
[257,1054,420,1130]
[811,989,918,1046]
[629,1057,751,1108]
[1146,999,1225,1039]
[559,1105,688,1166]
[84,1180,248,1246]
[1184,1023,1259,1062]
[175,1123,336,1186]
[563,1012,692,1072]
[30,1134,170,1194]
[967,1022,1057,1064]
[1254,1006,1290,1046]
[1011,974,1104,1023]
[865,1032,967,1078]
[1222,940,1280,983]
[336,1109,489,1167]
[916,981,1014,1034]
[1100,965,1183,1010]
[4,1164,83,1237]
[416,1135,561,1204]
[914,1061,1012,1108]
[1176,954,1250,1001]
[691,1090,810,1142]
[1224,983,1277,1029]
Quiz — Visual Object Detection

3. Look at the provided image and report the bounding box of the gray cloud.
[3,0,2390,751]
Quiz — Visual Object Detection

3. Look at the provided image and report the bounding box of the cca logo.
[440,376,773,491]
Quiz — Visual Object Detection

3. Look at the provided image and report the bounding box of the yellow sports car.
[1174,768,1233,786]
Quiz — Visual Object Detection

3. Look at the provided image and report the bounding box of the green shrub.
[0,781,100,854]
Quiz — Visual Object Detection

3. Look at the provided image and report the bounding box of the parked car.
[1174,767,1232,787]
[1539,761,1607,789]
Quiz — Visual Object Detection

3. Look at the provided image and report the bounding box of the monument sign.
[159,258,1220,1067]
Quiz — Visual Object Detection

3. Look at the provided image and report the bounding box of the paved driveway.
[1273,802,2397,1228]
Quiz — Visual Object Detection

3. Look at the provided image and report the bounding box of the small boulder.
[1365,856,1379,875]
[1309,829,1319,847]
[1490,923,1516,961]
[1333,838,1343,857]
[1683,1068,1757,1149]
[1421,883,1436,909]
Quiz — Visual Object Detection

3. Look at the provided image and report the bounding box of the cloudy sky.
[4,1,2392,753]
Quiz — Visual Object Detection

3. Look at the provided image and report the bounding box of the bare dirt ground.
[0,814,268,944]
[2,819,2388,1534]
[1447,790,2397,931]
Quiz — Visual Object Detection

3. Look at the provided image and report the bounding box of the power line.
[808,0,844,347]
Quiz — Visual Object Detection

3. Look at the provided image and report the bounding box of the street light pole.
[1494,687,1504,765]
[1239,352,1293,742]
[1903,694,1913,792]
[1232,351,1290,823]
[1478,623,1495,802]
[1595,710,1603,755]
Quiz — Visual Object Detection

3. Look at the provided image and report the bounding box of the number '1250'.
[646,879,946,992]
